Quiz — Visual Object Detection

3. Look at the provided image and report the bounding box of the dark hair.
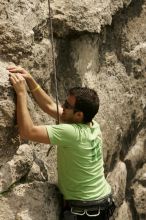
[69,87,99,123]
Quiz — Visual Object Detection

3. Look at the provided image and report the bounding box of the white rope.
[47,0,60,157]
[48,0,60,124]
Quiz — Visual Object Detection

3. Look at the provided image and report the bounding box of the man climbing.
[8,66,115,220]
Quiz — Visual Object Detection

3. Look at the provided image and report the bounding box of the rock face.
[0,0,146,219]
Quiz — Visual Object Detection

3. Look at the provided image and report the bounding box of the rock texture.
[0,0,146,219]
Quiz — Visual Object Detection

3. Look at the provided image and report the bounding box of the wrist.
[30,84,40,93]
[26,74,33,81]
[17,91,27,97]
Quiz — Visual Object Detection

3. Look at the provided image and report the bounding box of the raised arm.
[7,66,63,119]
[9,73,51,144]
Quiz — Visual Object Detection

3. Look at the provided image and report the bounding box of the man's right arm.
[7,66,63,119]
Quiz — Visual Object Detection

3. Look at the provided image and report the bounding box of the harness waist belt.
[66,194,112,209]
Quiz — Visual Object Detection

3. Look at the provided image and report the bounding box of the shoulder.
[46,123,79,137]
[47,123,77,131]
[46,123,80,145]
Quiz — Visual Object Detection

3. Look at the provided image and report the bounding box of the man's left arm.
[9,73,50,144]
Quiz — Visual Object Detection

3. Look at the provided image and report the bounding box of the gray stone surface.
[124,129,146,178]
[51,0,132,35]
[132,164,146,219]
[107,161,127,207]
[114,201,133,220]
[0,144,33,193]
[0,0,146,219]
[0,182,59,220]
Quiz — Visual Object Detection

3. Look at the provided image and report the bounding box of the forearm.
[26,76,60,118]
[17,92,51,144]
[17,93,34,139]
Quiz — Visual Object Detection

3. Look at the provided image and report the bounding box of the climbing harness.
[47,0,60,124]
[62,194,116,219]
[71,207,100,217]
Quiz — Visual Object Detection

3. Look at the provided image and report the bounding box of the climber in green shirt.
[8,66,115,220]
[46,121,111,201]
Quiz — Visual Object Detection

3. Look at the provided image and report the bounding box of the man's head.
[61,87,99,124]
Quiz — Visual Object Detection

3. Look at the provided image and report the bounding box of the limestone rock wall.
[0,0,146,219]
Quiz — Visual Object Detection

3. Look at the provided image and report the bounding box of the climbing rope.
[47,0,60,156]
[47,0,60,124]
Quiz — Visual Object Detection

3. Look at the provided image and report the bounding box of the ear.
[74,111,84,122]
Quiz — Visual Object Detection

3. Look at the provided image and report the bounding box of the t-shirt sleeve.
[46,124,78,146]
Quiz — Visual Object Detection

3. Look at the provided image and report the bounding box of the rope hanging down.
[48,0,60,124]
[47,0,60,157]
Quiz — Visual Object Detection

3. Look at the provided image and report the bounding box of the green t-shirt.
[46,121,111,200]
